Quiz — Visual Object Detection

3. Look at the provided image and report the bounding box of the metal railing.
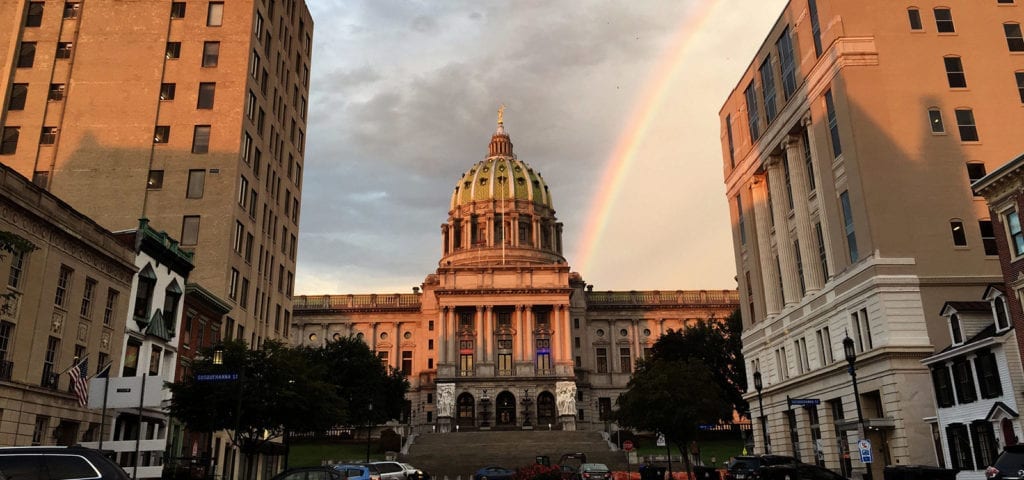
[294,294,421,311]
[585,289,739,306]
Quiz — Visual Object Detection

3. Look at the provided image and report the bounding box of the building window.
[944,57,967,88]
[26,2,44,27]
[808,0,822,56]
[207,2,224,26]
[980,220,998,256]
[620,347,631,373]
[103,289,118,326]
[760,56,778,124]
[802,131,816,193]
[181,216,200,245]
[794,240,805,295]
[43,84,64,104]
[146,170,164,189]
[950,220,967,246]
[64,2,81,19]
[159,83,175,101]
[242,132,252,163]
[787,409,802,462]
[133,265,156,319]
[55,265,73,308]
[1006,23,1024,51]
[39,127,57,145]
[814,222,829,279]
[55,41,73,59]
[0,127,19,155]
[777,29,797,99]
[816,326,833,366]
[8,84,27,110]
[165,42,181,59]
[154,126,170,144]
[725,114,735,167]
[1007,210,1024,256]
[233,222,244,254]
[908,8,923,30]
[744,83,760,140]
[948,423,974,470]
[995,296,1010,330]
[8,250,26,289]
[1016,72,1024,103]
[972,421,999,470]
[192,125,211,153]
[934,8,955,33]
[170,2,185,18]
[197,82,215,109]
[229,268,239,300]
[32,415,49,445]
[737,194,746,245]
[186,169,206,198]
[596,348,608,373]
[202,41,220,67]
[401,351,413,376]
[840,191,858,262]
[536,338,552,373]
[928,109,945,133]
[80,278,96,318]
[164,281,181,331]
[17,42,36,68]
[952,359,977,403]
[975,350,1003,399]
[825,90,842,157]
[852,308,872,352]
[932,365,955,407]
[955,108,979,142]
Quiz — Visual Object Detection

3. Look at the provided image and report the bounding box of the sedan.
[576,463,611,480]
[474,466,516,480]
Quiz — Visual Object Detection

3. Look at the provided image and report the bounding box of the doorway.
[496,391,516,426]
[457,393,475,428]
[537,391,556,427]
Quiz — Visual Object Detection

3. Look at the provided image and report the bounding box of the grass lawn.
[289,442,386,467]
[633,438,745,468]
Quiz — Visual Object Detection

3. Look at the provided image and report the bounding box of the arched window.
[133,264,157,319]
[928,108,944,133]
[950,314,963,344]
[944,56,966,88]
[949,219,967,246]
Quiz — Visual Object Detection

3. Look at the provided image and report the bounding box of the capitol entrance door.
[496,391,516,426]
[457,393,475,428]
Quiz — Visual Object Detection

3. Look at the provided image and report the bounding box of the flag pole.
[59,353,90,375]
[94,362,113,450]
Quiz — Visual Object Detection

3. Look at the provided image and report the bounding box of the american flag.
[68,358,89,407]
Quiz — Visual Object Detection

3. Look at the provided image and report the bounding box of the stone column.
[393,322,401,370]
[802,114,836,280]
[447,309,457,364]
[484,306,493,362]
[784,134,824,293]
[525,305,535,360]
[533,217,541,247]
[751,176,783,315]
[632,319,641,361]
[438,308,447,365]
[511,214,519,247]
[514,305,524,362]
[561,305,572,365]
[372,322,379,351]
[475,306,484,365]
[766,156,801,306]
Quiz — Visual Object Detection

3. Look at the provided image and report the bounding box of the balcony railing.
[585,289,739,307]
[40,370,59,390]
[294,293,421,311]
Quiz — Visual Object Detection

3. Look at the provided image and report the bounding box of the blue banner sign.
[196,373,239,382]
[787,397,821,406]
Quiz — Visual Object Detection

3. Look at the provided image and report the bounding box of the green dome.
[450,156,552,210]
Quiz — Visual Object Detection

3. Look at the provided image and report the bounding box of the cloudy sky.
[295,0,788,295]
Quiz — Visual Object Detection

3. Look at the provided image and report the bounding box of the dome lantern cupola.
[489,105,514,157]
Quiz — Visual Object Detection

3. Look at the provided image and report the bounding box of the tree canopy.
[167,337,408,453]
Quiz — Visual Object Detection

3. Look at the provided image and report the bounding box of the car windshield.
[581,464,609,472]
[994,450,1024,471]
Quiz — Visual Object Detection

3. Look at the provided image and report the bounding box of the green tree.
[614,358,732,478]
[167,340,344,454]
[0,231,37,315]
[649,309,747,414]
[300,335,409,425]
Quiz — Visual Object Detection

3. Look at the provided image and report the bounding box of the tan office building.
[719,1,1024,478]
[0,0,312,346]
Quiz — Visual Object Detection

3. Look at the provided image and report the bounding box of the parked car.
[0,445,131,479]
[987,445,1024,479]
[334,464,377,480]
[559,453,588,479]
[725,455,798,480]
[272,466,346,480]
[370,461,410,480]
[473,466,516,480]
[400,462,430,480]
[576,463,611,480]
[756,464,844,480]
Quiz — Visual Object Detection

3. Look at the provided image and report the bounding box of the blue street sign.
[858,439,873,463]
[787,397,821,407]
[196,373,238,382]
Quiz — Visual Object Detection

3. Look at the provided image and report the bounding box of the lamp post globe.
[366,402,374,463]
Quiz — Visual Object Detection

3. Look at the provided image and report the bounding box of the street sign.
[656,434,666,447]
[623,440,634,451]
[858,439,873,463]
[195,373,238,382]
[787,397,821,407]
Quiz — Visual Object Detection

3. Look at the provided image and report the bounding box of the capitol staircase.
[402,430,627,478]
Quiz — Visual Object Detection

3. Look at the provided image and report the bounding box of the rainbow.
[573,1,723,274]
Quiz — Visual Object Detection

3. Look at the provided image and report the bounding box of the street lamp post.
[208,344,224,480]
[365,402,374,463]
[753,370,769,454]
[843,336,872,480]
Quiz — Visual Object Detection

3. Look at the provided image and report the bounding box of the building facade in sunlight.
[719,1,1024,478]
[0,0,311,348]
[294,118,740,432]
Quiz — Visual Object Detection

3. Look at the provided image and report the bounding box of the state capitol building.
[292,116,738,433]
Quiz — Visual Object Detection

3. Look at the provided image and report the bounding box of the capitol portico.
[292,114,739,432]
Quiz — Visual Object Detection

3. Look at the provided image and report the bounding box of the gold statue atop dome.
[497,104,505,125]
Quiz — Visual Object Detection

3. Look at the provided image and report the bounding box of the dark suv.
[725,455,798,480]
[987,445,1024,479]
[0,445,130,479]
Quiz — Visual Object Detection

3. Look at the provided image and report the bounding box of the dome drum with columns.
[292,111,740,434]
